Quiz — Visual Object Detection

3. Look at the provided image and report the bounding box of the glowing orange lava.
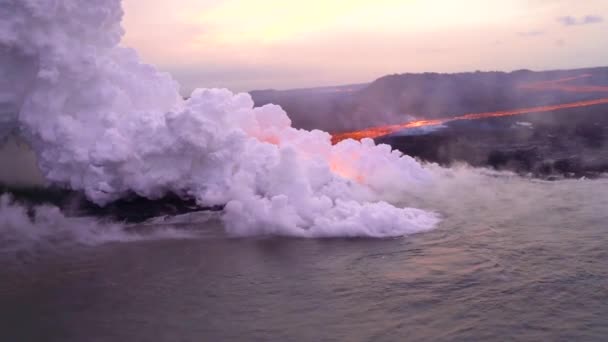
[331,74,608,144]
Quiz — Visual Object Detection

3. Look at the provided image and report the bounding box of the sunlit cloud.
[192,0,524,45]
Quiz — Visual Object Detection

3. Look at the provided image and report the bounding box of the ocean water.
[1,177,607,341]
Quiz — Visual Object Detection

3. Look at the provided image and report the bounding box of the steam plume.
[0,0,439,238]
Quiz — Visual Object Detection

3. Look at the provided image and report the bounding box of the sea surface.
[1,176,608,341]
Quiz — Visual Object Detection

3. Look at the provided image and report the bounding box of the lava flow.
[331,74,608,144]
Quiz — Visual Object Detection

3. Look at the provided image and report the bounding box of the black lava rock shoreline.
[376,104,608,179]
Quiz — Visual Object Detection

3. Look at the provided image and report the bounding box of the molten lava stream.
[331,74,608,144]
[331,98,608,144]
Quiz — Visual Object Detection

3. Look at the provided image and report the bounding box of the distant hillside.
[250,67,608,132]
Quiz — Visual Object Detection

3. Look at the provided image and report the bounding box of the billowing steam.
[0,0,440,238]
[0,194,195,254]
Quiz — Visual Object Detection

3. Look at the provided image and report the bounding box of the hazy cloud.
[122,0,608,91]
[557,15,604,26]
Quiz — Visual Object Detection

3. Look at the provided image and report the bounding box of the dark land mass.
[253,66,608,178]
[251,67,608,131]
[0,184,221,223]
[376,104,608,179]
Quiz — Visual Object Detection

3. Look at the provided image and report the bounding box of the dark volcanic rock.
[77,194,223,223]
[0,184,221,223]
[376,105,608,178]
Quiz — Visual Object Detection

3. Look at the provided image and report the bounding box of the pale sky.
[122,0,608,93]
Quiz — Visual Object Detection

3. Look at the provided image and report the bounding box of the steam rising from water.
[0,195,193,254]
[0,0,440,238]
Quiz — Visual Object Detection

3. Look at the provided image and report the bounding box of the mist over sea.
[1,174,607,341]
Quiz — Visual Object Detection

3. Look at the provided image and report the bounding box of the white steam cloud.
[0,0,440,238]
